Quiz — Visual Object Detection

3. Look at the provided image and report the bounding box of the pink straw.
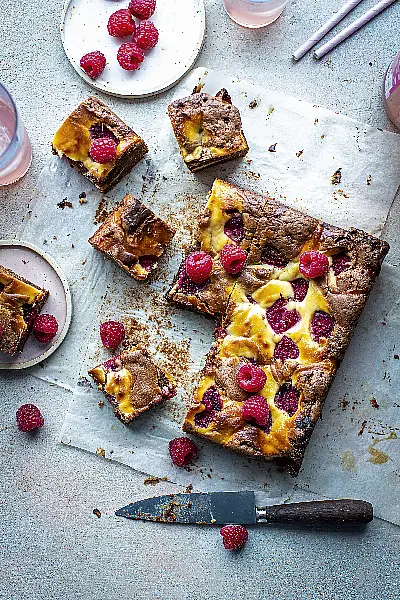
[292,0,364,61]
[314,0,398,60]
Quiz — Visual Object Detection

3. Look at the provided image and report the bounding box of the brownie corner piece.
[0,265,49,355]
[88,347,176,424]
[52,96,148,192]
[168,89,249,172]
[89,193,175,281]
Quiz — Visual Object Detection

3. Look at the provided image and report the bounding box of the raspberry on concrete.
[100,321,125,349]
[16,404,44,432]
[169,437,198,466]
[220,525,248,550]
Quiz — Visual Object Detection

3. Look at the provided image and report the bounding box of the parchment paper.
[19,68,400,521]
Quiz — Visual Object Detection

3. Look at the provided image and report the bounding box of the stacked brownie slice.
[168,180,389,475]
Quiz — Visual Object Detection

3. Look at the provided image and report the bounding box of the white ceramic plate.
[60,0,206,98]
[0,241,72,370]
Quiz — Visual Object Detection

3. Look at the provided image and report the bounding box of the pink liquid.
[383,52,400,130]
[0,100,32,186]
[223,0,289,28]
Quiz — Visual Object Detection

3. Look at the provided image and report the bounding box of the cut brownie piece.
[52,97,148,192]
[167,179,268,316]
[89,194,175,281]
[182,183,389,475]
[88,347,176,424]
[0,265,49,355]
[168,89,249,172]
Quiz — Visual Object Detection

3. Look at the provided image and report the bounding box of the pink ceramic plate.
[0,240,72,369]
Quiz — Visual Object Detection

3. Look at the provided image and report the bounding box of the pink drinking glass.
[0,83,32,186]
[223,0,289,28]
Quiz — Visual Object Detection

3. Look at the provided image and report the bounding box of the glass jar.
[223,0,289,28]
[383,52,400,130]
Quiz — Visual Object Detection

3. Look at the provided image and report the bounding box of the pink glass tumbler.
[0,83,32,186]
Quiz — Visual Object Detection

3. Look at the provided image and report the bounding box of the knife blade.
[115,492,373,526]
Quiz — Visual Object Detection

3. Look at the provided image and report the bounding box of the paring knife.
[115,492,373,526]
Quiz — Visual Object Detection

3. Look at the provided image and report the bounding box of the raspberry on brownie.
[88,347,176,424]
[168,89,249,172]
[167,179,268,316]
[52,97,148,193]
[89,194,175,281]
[0,265,49,355]
[181,180,389,476]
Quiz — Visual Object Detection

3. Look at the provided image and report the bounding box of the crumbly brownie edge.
[185,146,249,173]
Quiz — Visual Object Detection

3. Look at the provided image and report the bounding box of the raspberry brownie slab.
[89,348,176,424]
[0,265,49,355]
[182,183,389,475]
[52,97,148,192]
[167,179,268,316]
[168,89,249,172]
[89,194,175,281]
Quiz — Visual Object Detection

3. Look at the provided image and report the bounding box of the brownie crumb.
[249,99,258,109]
[94,198,109,224]
[93,508,101,518]
[268,143,277,152]
[57,198,73,209]
[296,149,304,158]
[96,447,106,457]
[370,397,379,409]
[394,354,399,360]
[331,169,342,185]
[358,420,367,436]
[98,399,104,408]
[366,174,372,186]
[144,476,168,486]
[79,192,88,204]
[314,118,319,125]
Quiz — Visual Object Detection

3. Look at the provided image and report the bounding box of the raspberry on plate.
[33,314,58,343]
[299,250,329,278]
[89,137,117,164]
[134,21,159,51]
[242,395,271,430]
[220,525,248,550]
[100,321,125,349]
[220,244,246,275]
[107,9,136,37]
[185,251,213,285]
[169,437,198,467]
[129,0,156,20]
[16,404,44,432]
[80,51,106,79]
[117,43,145,71]
[236,363,266,393]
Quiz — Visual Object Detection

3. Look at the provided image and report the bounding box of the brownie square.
[89,194,175,281]
[168,89,249,172]
[181,181,389,475]
[88,348,176,424]
[52,97,148,192]
[0,265,49,355]
[167,179,268,316]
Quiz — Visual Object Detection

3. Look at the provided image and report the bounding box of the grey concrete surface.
[1,1,400,599]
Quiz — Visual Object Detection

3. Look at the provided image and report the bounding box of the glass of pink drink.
[0,83,32,186]
[223,0,289,28]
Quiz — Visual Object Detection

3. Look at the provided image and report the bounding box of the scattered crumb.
[366,174,372,186]
[57,198,73,209]
[96,447,106,457]
[249,99,258,109]
[94,198,110,224]
[340,396,350,410]
[268,143,277,152]
[184,484,193,494]
[314,118,319,125]
[370,397,379,409]
[394,354,399,360]
[267,106,275,116]
[296,149,304,158]
[144,476,168,486]
[98,400,104,408]
[93,509,101,518]
[82,260,87,266]
[358,420,367,436]
[331,168,342,185]
[192,82,205,94]
[321,134,325,139]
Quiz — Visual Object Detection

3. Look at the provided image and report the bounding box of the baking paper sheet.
[19,68,400,521]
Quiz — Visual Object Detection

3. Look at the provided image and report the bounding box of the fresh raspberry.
[134,21,159,50]
[267,298,300,334]
[138,255,156,272]
[332,252,350,275]
[242,395,271,430]
[89,137,117,164]
[89,123,118,143]
[100,321,125,349]
[274,384,300,416]
[186,251,213,284]
[291,278,309,302]
[177,265,205,294]
[103,355,121,371]
[237,363,266,393]
[273,336,299,360]
[311,311,335,342]
[80,51,106,79]
[299,250,329,278]
[117,43,145,71]
[129,0,156,19]
[16,404,44,432]
[194,387,222,428]
[33,314,58,343]
[107,9,136,37]
[224,213,244,244]
[169,437,198,466]
[220,525,248,550]
[261,246,288,269]
[220,244,246,275]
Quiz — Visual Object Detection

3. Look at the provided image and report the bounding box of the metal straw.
[314,0,398,60]
[293,0,364,61]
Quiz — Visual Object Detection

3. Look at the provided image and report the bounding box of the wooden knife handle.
[258,499,373,525]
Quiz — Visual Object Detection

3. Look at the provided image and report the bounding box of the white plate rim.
[60,0,206,99]
[0,239,72,370]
